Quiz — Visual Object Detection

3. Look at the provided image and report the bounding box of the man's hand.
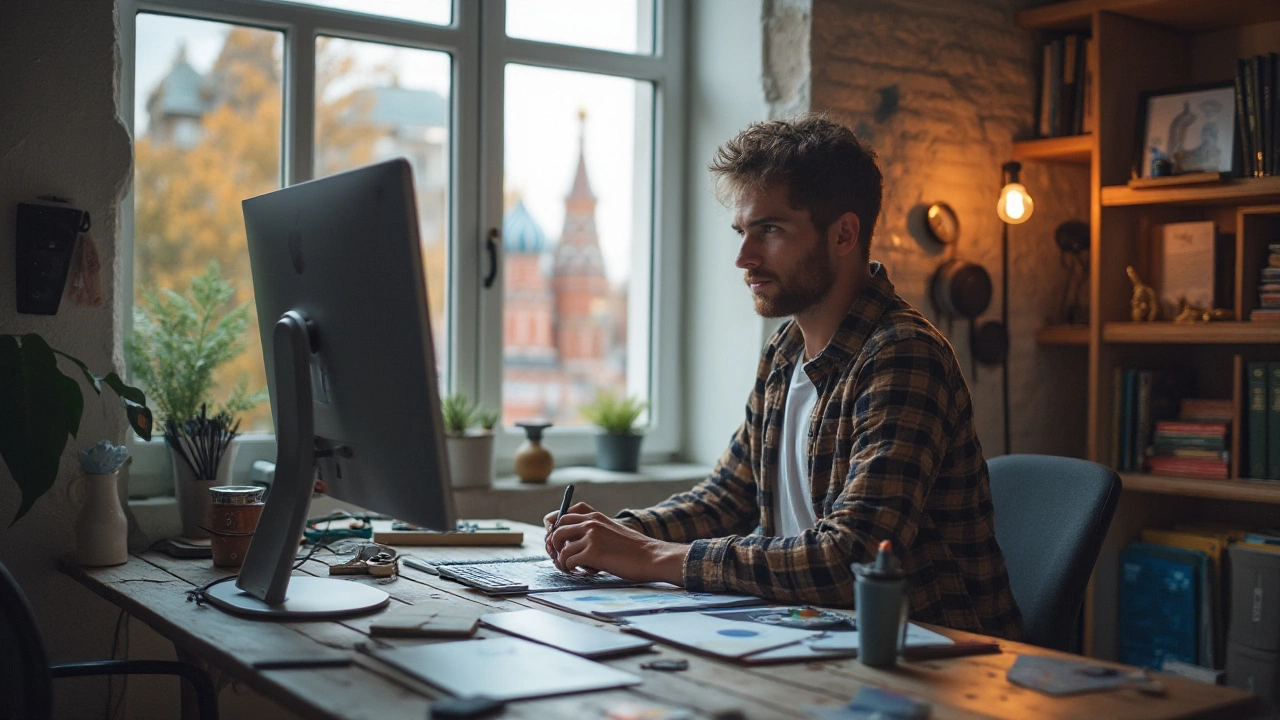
[543,502,688,585]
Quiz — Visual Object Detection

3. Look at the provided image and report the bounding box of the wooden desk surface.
[59,521,1256,720]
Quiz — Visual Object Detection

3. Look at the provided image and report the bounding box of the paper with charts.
[622,611,823,659]
[528,585,767,619]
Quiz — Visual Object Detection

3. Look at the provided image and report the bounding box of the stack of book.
[1112,367,1195,473]
[1235,53,1278,178]
[1251,243,1280,322]
[1120,525,1232,673]
[1146,420,1230,479]
[1037,34,1092,138]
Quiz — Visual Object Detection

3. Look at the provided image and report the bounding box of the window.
[123,0,685,480]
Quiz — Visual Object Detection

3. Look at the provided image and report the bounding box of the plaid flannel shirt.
[618,263,1023,639]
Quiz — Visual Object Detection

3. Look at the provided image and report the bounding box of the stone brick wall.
[774,0,1090,458]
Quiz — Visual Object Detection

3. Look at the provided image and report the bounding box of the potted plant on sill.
[580,390,647,473]
[442,393,498,489]
[126,260,265,537]
[0,333,153,526]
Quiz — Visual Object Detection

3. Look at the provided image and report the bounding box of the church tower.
[551,110,612,384]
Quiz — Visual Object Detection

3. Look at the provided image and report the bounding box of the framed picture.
[1133,82,1237,178]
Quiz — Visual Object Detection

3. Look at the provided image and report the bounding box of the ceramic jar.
[172,439,238,539]
[513,421,554,483]
[445,431,496,488]
[74,469,128,566]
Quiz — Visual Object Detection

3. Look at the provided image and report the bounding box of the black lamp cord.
[1000,163,1013,457]
[185,525,335,606]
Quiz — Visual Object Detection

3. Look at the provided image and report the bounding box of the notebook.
[361,636,641,702]
[481,608,654,658]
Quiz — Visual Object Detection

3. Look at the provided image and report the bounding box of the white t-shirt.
[774,357,819,537]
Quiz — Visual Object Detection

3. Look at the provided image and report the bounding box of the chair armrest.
[51,660,219,720]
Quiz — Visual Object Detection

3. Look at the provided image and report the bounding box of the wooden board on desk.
[374,519,523,546]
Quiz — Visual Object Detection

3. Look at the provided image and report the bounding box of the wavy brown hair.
[709,113,883,257]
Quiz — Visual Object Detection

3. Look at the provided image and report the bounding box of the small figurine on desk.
[1126,266,1159,322]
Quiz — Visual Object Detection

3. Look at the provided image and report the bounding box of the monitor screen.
[212,159,456,617]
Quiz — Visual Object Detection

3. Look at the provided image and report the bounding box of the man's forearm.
[649,540,690,586]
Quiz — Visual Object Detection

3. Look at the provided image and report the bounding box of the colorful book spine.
[1249,362,1268,479]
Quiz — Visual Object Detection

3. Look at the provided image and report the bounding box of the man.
[545,114,1022,639]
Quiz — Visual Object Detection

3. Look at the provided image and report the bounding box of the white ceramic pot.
[74,469,128,566]
[445,431,495,489]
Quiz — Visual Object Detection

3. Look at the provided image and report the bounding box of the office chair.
[0,559,219,720]
[987,454,1121,653]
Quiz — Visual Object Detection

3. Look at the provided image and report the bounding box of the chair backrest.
[987,454,1121,653]
[0,558,53,720]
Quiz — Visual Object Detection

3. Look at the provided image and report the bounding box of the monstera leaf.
[0,334,152,525]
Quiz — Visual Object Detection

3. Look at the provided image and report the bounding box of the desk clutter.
[1119,522,1280,710]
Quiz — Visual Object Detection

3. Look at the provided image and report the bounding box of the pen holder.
[854,572,908,667]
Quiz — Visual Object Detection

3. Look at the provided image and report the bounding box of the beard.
[745,238,836,318]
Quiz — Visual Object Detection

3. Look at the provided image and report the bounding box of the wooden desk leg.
[174,645,225,720]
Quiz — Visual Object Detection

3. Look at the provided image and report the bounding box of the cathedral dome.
[503,200,548,254]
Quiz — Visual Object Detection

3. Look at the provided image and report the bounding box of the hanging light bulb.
[996,161,1034,225]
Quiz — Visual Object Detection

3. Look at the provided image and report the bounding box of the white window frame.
[120,0,685,495]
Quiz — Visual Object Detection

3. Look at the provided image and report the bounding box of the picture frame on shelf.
[1132,82,1237,179]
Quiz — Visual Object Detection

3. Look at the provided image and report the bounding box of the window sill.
[126,463,708,543]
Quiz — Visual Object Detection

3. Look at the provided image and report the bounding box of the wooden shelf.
[1013,135,1092,165]
[1101,176,1280,207]
[1103,321,1280,344]
[1036,324,1090,345]
[1120,473,1280,504]
[1017,0,1280,32]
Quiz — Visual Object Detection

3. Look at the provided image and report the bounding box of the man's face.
[732,185,835,318]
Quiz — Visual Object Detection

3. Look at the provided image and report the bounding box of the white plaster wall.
[0,1,135,716]
[682,0,772,466]
[807,0,1089,458]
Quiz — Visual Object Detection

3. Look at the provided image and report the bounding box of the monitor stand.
[204,310,389,619]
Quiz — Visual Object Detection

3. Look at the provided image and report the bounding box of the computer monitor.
[204,159,457,618]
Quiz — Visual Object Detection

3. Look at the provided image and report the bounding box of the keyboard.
[436,559,641,595]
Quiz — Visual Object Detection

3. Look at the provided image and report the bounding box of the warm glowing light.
[997,182,1034,224]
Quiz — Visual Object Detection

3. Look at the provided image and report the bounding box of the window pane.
[134,14,282,432]
[315,38,453,374]
[278,0,451,26]
[502,64,654,428]
[506,0,653,55]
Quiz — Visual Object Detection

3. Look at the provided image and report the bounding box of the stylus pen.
[552,483,575,531]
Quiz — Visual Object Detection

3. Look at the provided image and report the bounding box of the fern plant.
[579,390,647,435]
[127,260,265,426]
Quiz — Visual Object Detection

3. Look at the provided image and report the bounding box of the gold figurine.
[1126,266,1158,322]
[1173,296,1235,323]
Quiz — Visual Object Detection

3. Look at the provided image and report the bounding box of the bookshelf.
[1035,324,1090,345]
[1015,0,1280,661]
[1120,473,1280,504]
[1013,134,1093,164]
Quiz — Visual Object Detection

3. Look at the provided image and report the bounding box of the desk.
[59,521,1255,720]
